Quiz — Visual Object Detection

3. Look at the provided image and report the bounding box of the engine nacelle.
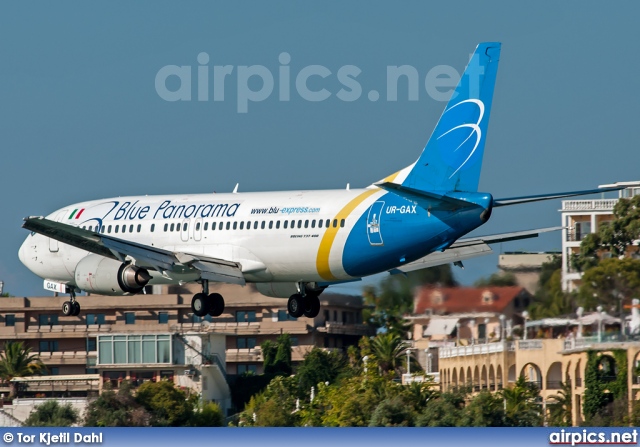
[75,254,151,296]
[255,282,299,298]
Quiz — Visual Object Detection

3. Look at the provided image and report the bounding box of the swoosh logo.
[437,99,485,179]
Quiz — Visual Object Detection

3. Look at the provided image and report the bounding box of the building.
[0,283,371,418]
[438,334,640,426]
[561,181,640,292]
[497,252,559,294]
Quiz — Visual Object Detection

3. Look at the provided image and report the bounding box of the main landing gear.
[191,279,225,318]
[62,288,81,317]
[287,284,322,319]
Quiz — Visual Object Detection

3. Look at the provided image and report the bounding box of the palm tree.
[547,381,573,427]
[0,341,45,399]
[370,333,408,375]
[501,376,542,426]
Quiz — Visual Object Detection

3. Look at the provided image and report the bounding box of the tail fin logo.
[437,98,485,179]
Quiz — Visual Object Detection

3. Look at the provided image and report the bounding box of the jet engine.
[255,282,299,298]
[75,254,151,295]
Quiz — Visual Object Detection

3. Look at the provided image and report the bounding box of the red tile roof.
[413,286,528,314]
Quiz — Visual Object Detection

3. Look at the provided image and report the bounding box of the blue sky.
[1,1,638,297]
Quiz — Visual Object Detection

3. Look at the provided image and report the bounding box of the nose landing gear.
[62,288,81,316]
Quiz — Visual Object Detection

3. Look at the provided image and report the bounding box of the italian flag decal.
[69,208,85,219]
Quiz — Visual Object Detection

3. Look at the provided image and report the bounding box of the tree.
[135,380,194,426]
[459,391,506,426]
[578,258,640,310]
[501,376,542,427]
[474,272,517,287]
[0,341,45,399]
[295,348,348,400]
[24,400,78,427]
[415,386,468,427]
[369,395,415,427]
[547,381,572,427]
[527,256,575,319]
[192,401,224,427]
[262,334,292,376]
[240,375,299,427]
[84,382,150,426]
[369,332,409,375]
[572,195,640,272]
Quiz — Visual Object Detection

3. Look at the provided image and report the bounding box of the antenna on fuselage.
[346,183,350,190]
[233,183,239,194]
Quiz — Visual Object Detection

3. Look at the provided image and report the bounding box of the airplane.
[19,42,620,319]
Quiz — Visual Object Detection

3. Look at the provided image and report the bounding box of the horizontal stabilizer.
[389,226,561,274]
[376,182,485,211]
[493,186,622,207]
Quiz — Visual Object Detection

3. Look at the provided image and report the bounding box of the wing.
[22,217,245,285]
[391,227,561,274]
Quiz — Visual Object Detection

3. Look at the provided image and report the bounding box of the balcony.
[37,351,96,366]
[318,321,373,336]
[439,341,515,359]
[226,348,262,363]
[562,199,617,212]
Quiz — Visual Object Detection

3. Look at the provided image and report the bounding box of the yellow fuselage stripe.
[316,188,381,280]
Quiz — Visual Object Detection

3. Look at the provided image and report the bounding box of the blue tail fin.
[401,42,501,193]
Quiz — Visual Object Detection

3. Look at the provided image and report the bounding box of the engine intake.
[75,254,151,296]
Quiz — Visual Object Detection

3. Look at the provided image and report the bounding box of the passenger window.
[204,222,208,231]
[276,221,280,229]
[261,221,266,229]
[291,220,295,228]
[115,225,119,233]
[333,219,338,228]
[130,225,134,233]
[136,225,139,233]
[304,220,309,228]
[196,222,201,231]
[283,221,288,229]
[212,222,216,230]
[175,224,180,232]
[170,223,175,232]
[122,225,127,233]
[233,222,237,230]
[326,219,330,228]
[101,226,105,234]
[164,223,168,232]
[151,224,155,232]
[240,222,244,230]
[340,219,345,227]
[269,221,273,229]
[311,220,316,228]
[226,222,230,230]
[297,220,302,229]
[254,222,258,230]
[108,225,112,233]
[183,223,187,231]
[318,219,323,228]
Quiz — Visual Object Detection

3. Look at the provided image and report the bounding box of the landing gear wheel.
[62,301,73,316]
[288,293,305,318]
[303,294,320,318]
[191,293,208,317]
[208,293,225,317]
[71,301,81,316]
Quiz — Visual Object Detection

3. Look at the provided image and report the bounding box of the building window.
[98,334,171,365]
[125,313,136,325]
[39,340,59,353]
[39,314,58,326]
[277,310,296,321]
[5,314,15,327]
[87,338,97,351]
[192,314,212,323]
[50,367,60,375]
[86,313,106,325]
[237,364,257,375]
[158,312,169,324]
[290,337,298,346]
[237,338,257,349]
[236,311,246,322]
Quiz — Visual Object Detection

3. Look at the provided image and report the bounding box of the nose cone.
[18,235,35,273]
